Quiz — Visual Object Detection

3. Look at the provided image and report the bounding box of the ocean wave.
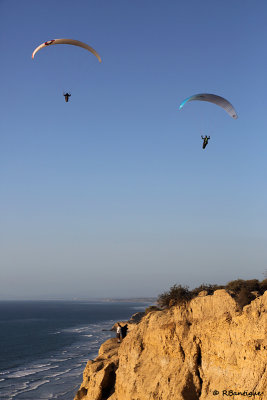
[10,379,50,398]
[33,363,51,368]
[47,368,71,378]
[7,365,58,378]
[5,381,29,399]
[65,327,89,333]
[27,379,50,391]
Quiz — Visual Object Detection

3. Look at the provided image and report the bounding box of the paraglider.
[179,93,238,119]
[201,135,210,149]
[32,39,102,62]
[63,92,71,102]
[179,93,238,149]
[32,39,101,102]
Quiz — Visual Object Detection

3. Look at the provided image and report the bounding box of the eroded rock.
[74,290,267,400]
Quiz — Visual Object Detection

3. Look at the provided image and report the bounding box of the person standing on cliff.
[116,323,122,343]
[121,324,128,339]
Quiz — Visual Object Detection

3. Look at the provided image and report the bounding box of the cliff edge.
[74,290,267,400]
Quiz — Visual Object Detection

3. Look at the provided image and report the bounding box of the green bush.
[225,279,260,294]
[225,279,265,308]
[259,279,267,294]
[157,285,192,308]
[226,279,260,295]
[157,278,266,310]
[243,279,260,292]
[235,287,255,309]
[191,283,224,297]
[225,279,245,294]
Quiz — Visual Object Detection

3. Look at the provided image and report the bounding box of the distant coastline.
[100,297,157,303]
[0,297,157,302]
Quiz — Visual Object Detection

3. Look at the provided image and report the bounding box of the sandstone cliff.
[74,290,267,400]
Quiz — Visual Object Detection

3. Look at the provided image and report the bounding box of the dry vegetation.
[156,278,267,310]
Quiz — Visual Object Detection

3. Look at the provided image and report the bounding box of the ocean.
[0,300,149,400]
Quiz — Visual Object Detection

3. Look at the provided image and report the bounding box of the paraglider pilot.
[201,135,210,149]
[63,93,71,102]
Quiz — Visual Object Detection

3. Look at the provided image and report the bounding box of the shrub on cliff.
[191,283,224,297]
[225,279,264,309]
[225,279,246,294]
[226,279,260,295]
[259,279,267,294]
[243,279,260,292]
[157,278,265,310]
[157,285,192,308]
[235,287,255,309]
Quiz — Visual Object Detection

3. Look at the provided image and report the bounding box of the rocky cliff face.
[74,290,267,400]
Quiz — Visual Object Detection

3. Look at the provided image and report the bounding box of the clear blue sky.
[1,0,266,299]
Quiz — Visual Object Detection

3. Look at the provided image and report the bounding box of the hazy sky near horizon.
[1,0,267,299]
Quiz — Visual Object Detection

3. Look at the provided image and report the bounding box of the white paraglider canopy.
[32,39,102,63]
[179,93,238,119]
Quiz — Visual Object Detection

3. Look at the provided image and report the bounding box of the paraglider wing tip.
[179,98,188,110]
